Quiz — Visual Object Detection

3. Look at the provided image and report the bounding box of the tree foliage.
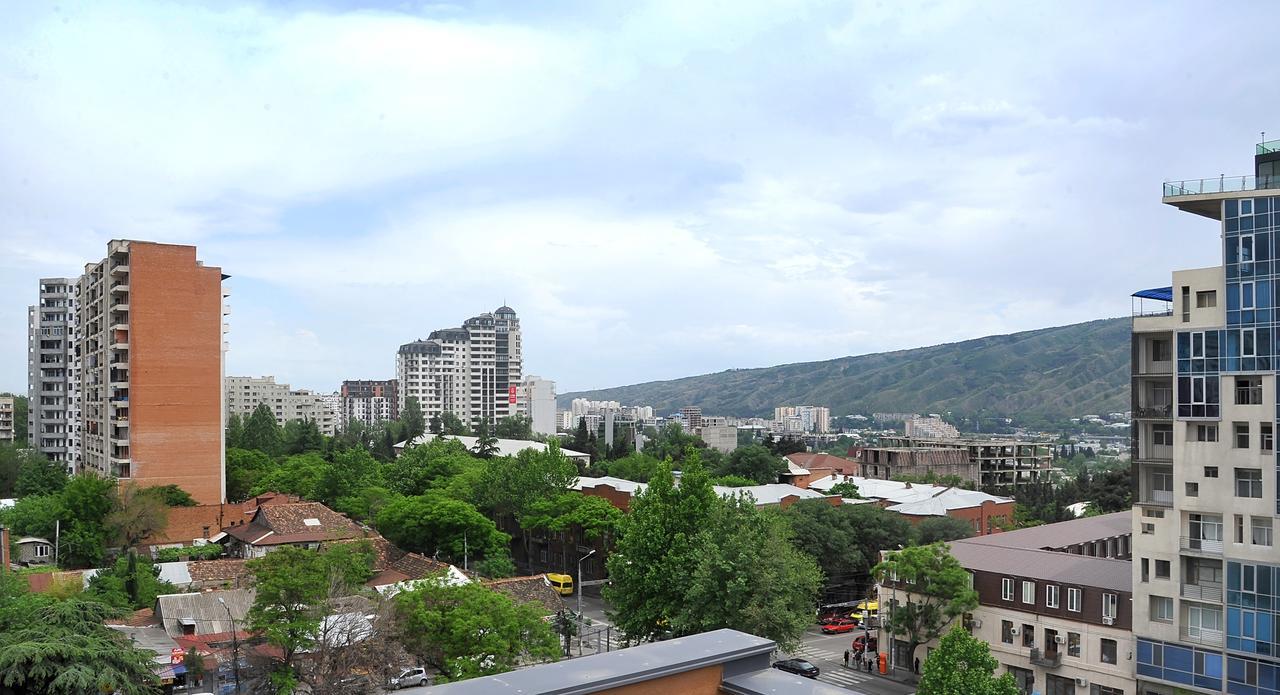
[874,543,978,665]
[494,415,533,440]
[914,516,976,544]
[106,483,170,549]
[376,494,509,564]
[828,480,862,498]
[13,448,69,498]
[282,419,326,456]
[717,444,786,485]
[242,403,283,457]
[401,397,426,443]
[783,501,913,589]
[917,627,1019,695]
[521,492,622,541]
[226,447,274,503]
[143,484,198,507]
[86,551,177,610]
[477,442,578,519]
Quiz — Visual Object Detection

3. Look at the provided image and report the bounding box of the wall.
[599,664,723,695]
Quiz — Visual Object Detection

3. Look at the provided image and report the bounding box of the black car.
[772,659,820,678]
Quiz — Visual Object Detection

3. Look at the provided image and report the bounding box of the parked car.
[820,618,858,634]
[852,634,878,653]
[772,659,820,678]
[817,611,855,625]
[390,667,430,689]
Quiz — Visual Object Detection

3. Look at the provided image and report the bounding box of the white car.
[390,667,430,689]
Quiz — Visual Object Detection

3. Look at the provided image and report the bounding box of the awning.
[1132,286,1173,302]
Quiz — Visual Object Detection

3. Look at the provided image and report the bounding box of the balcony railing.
[1029,648,1063,668]
[1181,583,1224,602]
[1140,489,1174,507]
[1180,626,1224,647]
[1260,139,1280,155]
[1135,405,1172,419]
[1181,536,1224,555]
[1164,175,1280,198]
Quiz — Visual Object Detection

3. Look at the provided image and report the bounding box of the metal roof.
[960,511,1130,551]
[722,667,860,695]
[949,541,1132,592]
[1132,286,1173,301]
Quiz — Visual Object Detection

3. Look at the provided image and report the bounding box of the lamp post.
[577,548,597,642]
[217,597,241,694]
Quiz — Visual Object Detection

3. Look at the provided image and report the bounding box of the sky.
[1,1,1275,395]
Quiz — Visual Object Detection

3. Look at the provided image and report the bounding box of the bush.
[155,543,224,562]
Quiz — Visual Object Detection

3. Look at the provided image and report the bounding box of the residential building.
[394,434,591,468]
[396,306,522,429]
[225,376,338,436]
[1128,140,1280,695]
[808,474,1016,535]
[141,491,302,551]
[880,514,1135,695]
[15,537,53,565]
[221,501,365,558]
[701,424,738,454]
[421,628,848,695]
[339,379,397,429]
[774,405,831,434]
[34,241,228,503]
[855,445,976,484]
[781,452,860,487]
[869,436,1054,489]
[680,406,704,430]
[0,396,13,442]
[518,375,557,435]
[27,277,79,467]
[905,415,961,440]
[572,476,839,513]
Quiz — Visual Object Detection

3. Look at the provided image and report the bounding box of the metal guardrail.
[1163,175,1280,197]
[1260,139,1280,155]
[1180,536,1224,555]
[1181,583,1224,602]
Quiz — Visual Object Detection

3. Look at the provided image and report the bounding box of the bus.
[547,573,574,596]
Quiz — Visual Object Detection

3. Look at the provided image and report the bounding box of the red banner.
[508,386,517,404]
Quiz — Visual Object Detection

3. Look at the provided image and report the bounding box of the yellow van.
[547,573,574,596]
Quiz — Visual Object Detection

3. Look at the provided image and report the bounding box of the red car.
[821,619,858,634]
[852,635,878,652]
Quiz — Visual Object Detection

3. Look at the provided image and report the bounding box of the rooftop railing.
[1259,139,1280,155]
[1164,175,1268,197]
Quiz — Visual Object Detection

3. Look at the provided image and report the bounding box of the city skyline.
[2,2,1276,395]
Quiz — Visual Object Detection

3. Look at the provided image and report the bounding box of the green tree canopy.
[401,397,426,443]
[282,419,326,456]
[106,483,169,549]
[225,412,245,449]
[641,422,705,465]
[874,543,978,667]
[493,415,533,440]
[521,492,623,541]
[717,444,786,485]
[913,516,976,544]
[86,551,177,610]
[142,484,198,507]
[242,403,283,457]
[828,480,861,498]
[477,442,578,519]
[226,447,275,503]
[0,493,67,541]
[917,626,1019,695]
[602,452,664,482]
[376,494,509,564]
[395,578,560,683]
[439,412,471,436]
[14,449,69,498]
[384,438,483,499]
[248,452,331,500]
[710,474,756,487]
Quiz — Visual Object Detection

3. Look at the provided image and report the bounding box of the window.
[1183,286,1191,322]
[1252,517,1273,547]
[1022,623,1035,648]
[1001,577,1013,601]
[1197,290,1218,308]
[1241,234,1255,266]
[1263,423,1273,452]
[1067,631,1081,658]
[1241,281,1255,310]
[1091,686,1124,695]
[1236,468,1263,498]
[34,544,49,558]
[1236,378,1263,405]
[1100,638,1117,664]
[1102,593,1118,620]
[1153,423,1173,446]
[1197,424,1219,442]
[1155,559,1171,579]
[1192,331,1205,358]
[1191,375,1207,404]
[1152,339,1171,362]
[1022,580,1035,604]
[1046,584,1059,608]
[1141,558,1150,582]
[1001,620,1014,644]
[1237,514,1246,544]
[1067,587,1081,612]
[1151,595,1174,622]
[1141,522,1155,534]
[1186,603,1222,641]
[1242,328,1257,357]
[1205,466,1219,478]
[1186,482,1199,497]
[1236,422,1251,448]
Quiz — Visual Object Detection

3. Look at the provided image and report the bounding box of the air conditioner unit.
[1055,635,1067,644]
[969,619,983,629]
[1009,627,1020,636]
[1075,677,1090,687]
[1102,616,1115,625]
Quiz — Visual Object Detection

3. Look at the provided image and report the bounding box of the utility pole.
[577,548,597,644]
[218,597,241,694]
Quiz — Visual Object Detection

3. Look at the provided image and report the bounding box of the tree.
[783,501,909,590]
[242,403,283,457]
[106,483,170,549]
[314,448,384,508]
[521,493,623,543]
[477,442,578,520]
[917,626,1019,695]
[473,553,516,579]
[471,419,499,459]
[828,480,862,498]
[762,434,806,457]
[570,418,591,454]
[604,451,717,642]
[602,452,663,482]
[395,578,560,682]
[717,444,786,484]
[226,447,275,502]
[0,444,23,498]
[86,550,177,610]
[439,412,471,436]
[143,484,198,507]
[375,494,508,565]
[401,397,426,443]
[14,449,69,498]
[914,516,976,544]
[226,412,245,450]
[493,414,532,440]
[641,422,705,465]
[0,493,66,541]
[429,414,442,436]
[676,493,822,651]
[874,543,978,669]
[59,474,118,568]
[0,597,161,694]
[282,419,326,456]
[383,438,484,499]
[249,452,330,500]
[710,474,756,487]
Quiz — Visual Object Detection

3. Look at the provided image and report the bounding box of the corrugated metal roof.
[961,511,1130,550]
[156,589,255,638]
[948,541,1131,592]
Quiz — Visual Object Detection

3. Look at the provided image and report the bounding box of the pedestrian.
[914,656,920,674]
[844,650,850,667]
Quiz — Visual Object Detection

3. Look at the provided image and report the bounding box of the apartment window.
[1091,686,1124,695]
[1152,339,1172,362]
[1241,234,1255,265]
[1141,558,1150,582]
[1022,580,1035,604]
[1196,424,1219,442]
[1022,623,1035,648]
[1205,466,1219,478]
[1241,281,1256,310]
[1183,286,1191,322]
[1067,587,1081,612]
[1237,514,1246,544]
[1236,378,1263,405]
[1197,290,1218,308]
[1153,423,1174,446]
[1068,631,1081,657]
[1102,593,1118,620]
[1100,638,1118,665]
[34,544,49,558]
[1252,517,1273,547]
[1242,328,1257,357]
[1191,375,1207,404]
[1151,596,1174,622]
[1186,482,1199,497]
[1001,620,1014,644]
[1046,584,1059,608]
[1141,522,1155,534]
[1236,468,1263,498]
[1235,422,1251,448]
[1263,423,1274,452]
[1001,578,1013,601]
[1155,559,1171,579]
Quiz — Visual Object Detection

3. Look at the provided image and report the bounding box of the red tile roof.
[144,493,302,547]
[484,574,564,613]
[186,559,252,587]
[223,502,364,547]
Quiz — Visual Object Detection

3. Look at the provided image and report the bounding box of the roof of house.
[960,511,1131,551]
[885,487,1014,517]
[722,667,862,695]
[156,589,254,638]
[785,452,856,471]
[25,570,83,594]
[365,552,452,589]
[16,537,51,545]
[484,574,564,613]
[223,502,364,546]
[107,625,182,674]
[575,477,832,506]
[144,493,304,547]
[575,476,648,495]
[396,434,592,460]
[105,608,159,628]
[808,474,1011,512]
[187,558,252,585]
[948,540,1132,593]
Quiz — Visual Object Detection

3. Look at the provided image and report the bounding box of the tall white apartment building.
[396,306,522,429]
[773,405,831,433]
[518,375,556,436]
[905,415,962,440]
[225,376,338,436]
[0,396,15,443]
[1130,140,1280,695]
[27,278,80,468]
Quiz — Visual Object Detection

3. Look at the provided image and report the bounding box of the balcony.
[1260,139,1280,155]
[1181,583,1224,603]
[1135,405,1173,420]
[1181,536,1224,555]
[110,264,130,276]
[1180,626,1224,647]
[1029,648,1063,668]
[1163,174,1280,219]
[1139,489,1174,507]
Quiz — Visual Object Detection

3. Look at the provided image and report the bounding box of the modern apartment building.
[31,241,227,504]
[773,405,831,434]
[225,376,338,436]
[1129,140,1280,695]
[27,277,79,467]
[339,379,397,429]
[396,306,522,429]
[518,375,556,435]
[0,396,14,442]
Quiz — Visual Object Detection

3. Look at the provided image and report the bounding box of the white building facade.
[225,376,339,436]
[518,375,557,436]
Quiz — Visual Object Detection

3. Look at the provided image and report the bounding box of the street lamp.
[577,549,597,642]
[217,597,241,694]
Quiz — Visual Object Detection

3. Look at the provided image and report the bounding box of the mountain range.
[558,317,1131,424]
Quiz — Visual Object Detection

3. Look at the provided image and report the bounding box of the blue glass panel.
[1167,668,1194,685]
[1205,652,1224,678]
[1230,199,1241,218]
[1138,640,1154,663]
[1167,645,1194,672]
[1233,608,1244,636]
[1138,662,1161,678]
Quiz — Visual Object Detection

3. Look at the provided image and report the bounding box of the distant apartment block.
[856,445,976,484]
[680,406,704,430]
[701,425,738,454]
[517,375,556,435]
[863,436,1054,489]
[27,277,79,467]
[0,396,14,442]
[225,376,338,436]
[396,306,522,429]
[28,241,228,504]
[340,379,397,429]
[773,405,831,434]
[905,415,961,440]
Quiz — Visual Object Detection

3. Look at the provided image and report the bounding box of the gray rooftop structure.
[155,588,254,638]
[414,628,839,695]
[960,510,1131,552]
[949,540,1132,592]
